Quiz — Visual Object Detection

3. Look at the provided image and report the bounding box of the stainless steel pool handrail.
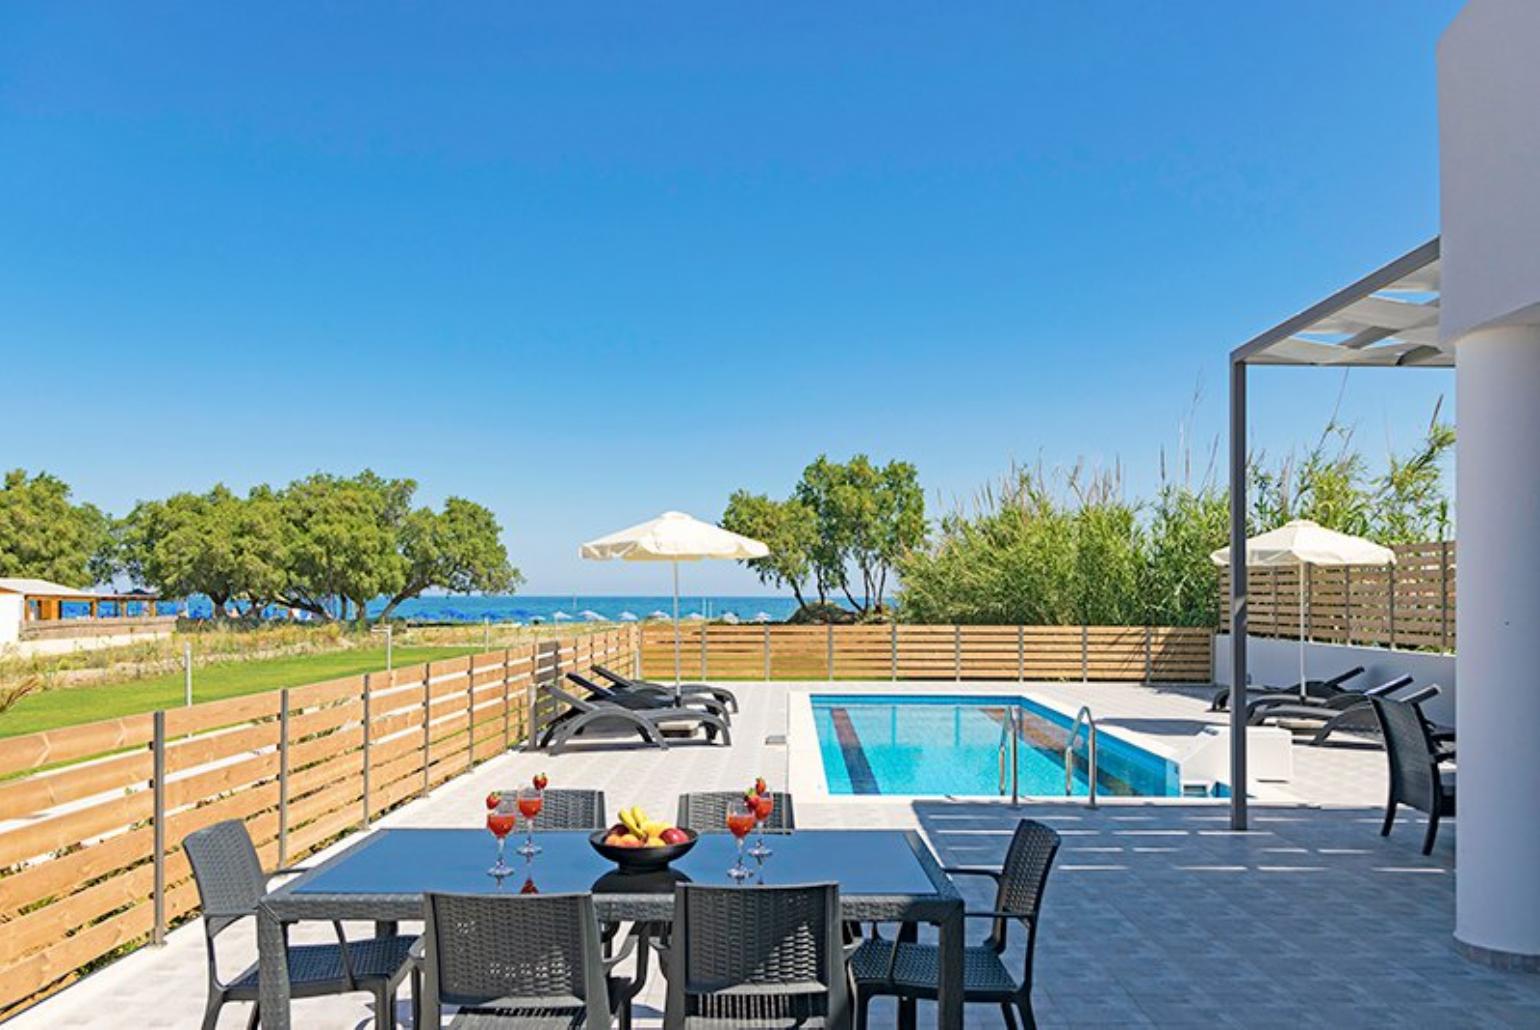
[996,707,1020,806]
[1064,705,1098,808]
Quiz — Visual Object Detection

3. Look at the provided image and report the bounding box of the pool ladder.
[1065,705,1099,809]
[997,707,1020,806]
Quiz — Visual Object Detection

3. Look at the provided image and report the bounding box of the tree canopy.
[0,469,114,586]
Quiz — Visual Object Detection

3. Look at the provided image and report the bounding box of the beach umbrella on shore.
[1211,519,1393,700]
[753,611,773,623]
[618,611,638,622]
[581,511,768,685]
[647,610,670,620]
[579,609,604,622]
[552,610,572,622]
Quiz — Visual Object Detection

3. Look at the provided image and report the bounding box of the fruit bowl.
[588,828,698,872]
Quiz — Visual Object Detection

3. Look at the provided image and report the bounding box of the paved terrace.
[12,681,1536,1028]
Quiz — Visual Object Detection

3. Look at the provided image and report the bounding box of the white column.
[1454,323,1540,964]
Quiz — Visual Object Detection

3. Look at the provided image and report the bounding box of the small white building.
[0,577,177,657]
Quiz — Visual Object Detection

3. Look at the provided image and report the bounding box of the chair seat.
[850,938,1019,1000]
[226,934,418,999]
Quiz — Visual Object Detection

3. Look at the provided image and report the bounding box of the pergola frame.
[1226,237,1446,829]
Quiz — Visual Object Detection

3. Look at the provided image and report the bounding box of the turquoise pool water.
[812,694,1182,797]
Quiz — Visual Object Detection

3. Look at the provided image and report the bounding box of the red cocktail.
[516,788,544,857]
[726,803,757,881]
[487,798,517,876]
[748,792,775,859]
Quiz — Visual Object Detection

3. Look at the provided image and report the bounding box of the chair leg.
[244,1001,259,1030]
[1422,809,1440,856]
[853,989,869,1030]
[897,997,917,1030]
[200,991,223,1030]
[374,983,394,1028]
[1000,1001,1020,1029]
[1380,800,1397,837]
[411,967,422,1029]
[1018,995,1036,1030]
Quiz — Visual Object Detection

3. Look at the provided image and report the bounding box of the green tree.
[120,484,284,617]
[721,491,818,608]
[791,455,926,613]
[0,469,114,586]
[376,497,521,621]
[277,471,414,622]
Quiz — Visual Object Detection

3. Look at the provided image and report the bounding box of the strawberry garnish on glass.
[533,772,549,791]
[754,776,768,797]
[485,791,502,810]
[748,789,776,859]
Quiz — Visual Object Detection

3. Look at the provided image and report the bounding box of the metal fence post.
[1387,562,1398,649]
[525,642,540,750]
[502,648,513,751]
[826,623,834,681]
[1440,542,1451,651]
[1143,625,1153,684]
[361,673,373,828]
[954,626,961,681]
[152,710,166,946]
[701,625,709,680]
[466,654,477,769]
[633,624,642,678]
[1343,567,1353,645]
[1080,625,1089,682]
[421,663,433,797]
[1017,626,1025,682]
[891,622,899,681]
[278,688,290,869]
[764,624,772,681]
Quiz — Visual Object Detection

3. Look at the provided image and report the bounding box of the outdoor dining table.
[256,826,966,1028]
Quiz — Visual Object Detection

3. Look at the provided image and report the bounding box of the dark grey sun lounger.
[1244,674,1414,726]
[592,664,740,714]
[537,681,731,755]
[1210,665,1364,711]
[566,670,731,722]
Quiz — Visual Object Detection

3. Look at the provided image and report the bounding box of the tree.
[120,485,285,617]
[276,471,414,622]
[0,469,114,586]
[376,497,521,622]
[792,455,925,613]
[721,491,818,608]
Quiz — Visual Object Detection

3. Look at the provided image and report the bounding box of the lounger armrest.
[1365,675,1416,697]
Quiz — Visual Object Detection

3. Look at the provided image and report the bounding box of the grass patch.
[0,645,481,739]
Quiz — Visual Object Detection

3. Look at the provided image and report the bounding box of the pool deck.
[10,680,1534,1028]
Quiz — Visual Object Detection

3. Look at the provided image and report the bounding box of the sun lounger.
[566,670,731,722]
[536,681,730,755]
[1210,665,1364,711]
[592,663,740,714]
[1243,674,1414,726]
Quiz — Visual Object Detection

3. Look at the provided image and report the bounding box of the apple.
[613,835,643,849]
[485,791,501,810]
[533,772,549,790]
[660,827,690,845]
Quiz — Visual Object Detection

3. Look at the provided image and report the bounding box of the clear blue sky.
[1,2,1462,595]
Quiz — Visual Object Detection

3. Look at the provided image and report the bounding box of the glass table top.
[290,828,942,898]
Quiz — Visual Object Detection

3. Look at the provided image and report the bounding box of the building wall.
[1212,634,1455,728]
[1437,0,1540,341]
[0,594,22,646]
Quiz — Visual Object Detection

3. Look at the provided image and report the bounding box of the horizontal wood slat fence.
[639,624,1212,684]
[0,628,634,1018]
[1218,541,1455,652]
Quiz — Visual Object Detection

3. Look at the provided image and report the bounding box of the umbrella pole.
[1298,564,1308,701]
[672,561,681,691]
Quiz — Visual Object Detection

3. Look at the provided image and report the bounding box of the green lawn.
[0,645,482,739]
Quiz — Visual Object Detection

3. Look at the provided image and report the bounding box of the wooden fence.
[1218,540,1456,652]
[0,628,633,1017]
[639,624,1213,684]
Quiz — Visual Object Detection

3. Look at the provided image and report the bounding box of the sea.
[178,594,810,624]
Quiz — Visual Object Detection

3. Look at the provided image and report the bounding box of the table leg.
[935,900,964,1030]
[896,921,919,1030]
[256,903,291,1030]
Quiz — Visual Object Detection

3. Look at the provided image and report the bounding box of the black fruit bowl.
[589,828,699,872]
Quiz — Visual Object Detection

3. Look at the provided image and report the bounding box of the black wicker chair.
[663,882,848,1028]
[1370,695,1457,855]
[492,787,607,830]
[676,791,795,833]
[184,820,417,1030]
[851,819,1060,1030]
[422,891,634,1028]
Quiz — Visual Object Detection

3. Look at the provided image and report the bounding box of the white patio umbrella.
[579,609,604,622]
[617,611,639,622]
[1211,519,1394,700]
[580,511,769,685]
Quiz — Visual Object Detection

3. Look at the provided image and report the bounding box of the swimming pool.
[811,694,1182,797]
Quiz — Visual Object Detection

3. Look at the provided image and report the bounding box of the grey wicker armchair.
[851,819,1060,1030]
[422,891,631,1028]
[676,791,795,833]
[1370,695,1457,854]
[663,882,849,1029]
[184,819,417,1030]
[492,788,607,830]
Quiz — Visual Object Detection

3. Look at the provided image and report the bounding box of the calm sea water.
[177,594,809,623]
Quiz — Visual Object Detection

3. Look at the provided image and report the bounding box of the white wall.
[1437,0,1540,342]
[1212,634,1455,728]
[0,594,22,646]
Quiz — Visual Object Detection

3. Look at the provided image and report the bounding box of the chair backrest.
[666,882,844,1027]
[678,791,795,832]
[1370,695,1442,815]
[986,819,1062,952]
[422,891,610,1025]
[183,820,267,937]
[494,788,606,830]
[566,671,618,700]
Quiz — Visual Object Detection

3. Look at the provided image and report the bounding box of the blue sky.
[1,2,1462,594]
